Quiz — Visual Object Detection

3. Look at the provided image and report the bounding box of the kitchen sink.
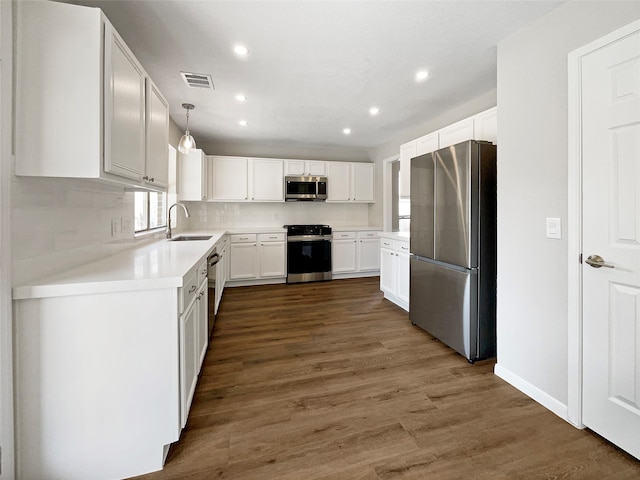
[170,235,212,242]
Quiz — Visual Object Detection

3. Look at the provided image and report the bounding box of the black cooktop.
[284,224,332,236]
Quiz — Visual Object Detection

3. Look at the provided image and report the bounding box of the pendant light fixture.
[178,103,196,154]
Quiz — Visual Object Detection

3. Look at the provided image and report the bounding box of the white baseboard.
[494,363,569,422]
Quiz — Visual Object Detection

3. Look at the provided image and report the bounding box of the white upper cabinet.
[327,162,351,201]
[284,160,326,177]
[209,156,249,201]
[351,163,375,203]
[15,1,169,190]
[416,132,439,156]
[399,141,417,198]
[473,106,497,144]
[145,79,170,188]
[398,107,497,198]
[438,117,475,148]
[178,149,208,201]
[327,161,375,203]
[249,159,284,202]
[103,23,146,181]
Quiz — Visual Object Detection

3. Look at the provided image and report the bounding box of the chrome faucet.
[166,203,190,239]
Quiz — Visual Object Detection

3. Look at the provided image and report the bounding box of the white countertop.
[13,231,227,300]
[378,231,410,241]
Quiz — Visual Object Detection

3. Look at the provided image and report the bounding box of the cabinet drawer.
[180,267,199,313]
[357,231,380,239]
[230,233,257,243]
[258,233,285,242]
[380,238,394,249]
[395,241,410,253]
[334,231,356,240]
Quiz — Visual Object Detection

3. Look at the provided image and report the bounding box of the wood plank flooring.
[131,277,640,479]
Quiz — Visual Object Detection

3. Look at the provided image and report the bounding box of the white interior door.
[581,27,640,460]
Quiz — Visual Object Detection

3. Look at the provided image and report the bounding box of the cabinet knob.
[142,175,149,180]
[188,285,197,294]
[149,177,154,182]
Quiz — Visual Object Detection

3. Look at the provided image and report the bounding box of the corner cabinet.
[15,1,168,191]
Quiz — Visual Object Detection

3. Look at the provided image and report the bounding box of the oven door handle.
[287,235,332,242]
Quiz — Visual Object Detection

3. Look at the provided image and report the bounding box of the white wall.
[495,1,640,417]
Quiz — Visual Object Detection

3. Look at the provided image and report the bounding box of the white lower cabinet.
[332,232,357,273]
[179,261,209,429]
[228,232,286,285]
[380,237,410,311]
[332,230,381,278]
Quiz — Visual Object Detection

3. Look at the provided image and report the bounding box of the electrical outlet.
[121,217,132,235]
[111,218,120,238]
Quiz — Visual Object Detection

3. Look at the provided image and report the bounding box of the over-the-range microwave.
[285,176,328,201]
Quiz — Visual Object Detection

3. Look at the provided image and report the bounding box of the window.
[135,191,167,233]
[391,160,410,232]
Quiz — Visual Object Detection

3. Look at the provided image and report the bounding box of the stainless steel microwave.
[285,176,328,201]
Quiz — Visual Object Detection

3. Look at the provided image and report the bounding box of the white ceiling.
[63,0,563,150]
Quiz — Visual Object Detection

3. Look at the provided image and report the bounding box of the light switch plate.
[546,217,561,239]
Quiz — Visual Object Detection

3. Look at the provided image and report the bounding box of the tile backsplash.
[12,176,139,285]
[11,176,373,285]
[185,201,371,230]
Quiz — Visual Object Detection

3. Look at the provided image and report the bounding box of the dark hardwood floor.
[131,277,640,479]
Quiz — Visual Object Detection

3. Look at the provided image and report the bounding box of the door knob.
[585,254,614,269]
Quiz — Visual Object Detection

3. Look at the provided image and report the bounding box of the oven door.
[286,236,332,283]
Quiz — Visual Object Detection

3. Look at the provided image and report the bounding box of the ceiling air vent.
[180,72,215,90]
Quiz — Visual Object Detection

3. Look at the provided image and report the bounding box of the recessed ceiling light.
[238,120,248,126]
[369,107,380,116]
[234,44,249,56]
[415,70,429,81]
[235,94,247,102]
[343,128,351,135]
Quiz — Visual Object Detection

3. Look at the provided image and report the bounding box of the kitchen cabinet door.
[351,163,375,202]
[399,141,417,198]
[474,107,497,144]
[327,162,351,201]
[416,132,439,156]
[332,233,357,273]
[210,156,249,201]
[259,241,286,277]
[229,242,258,280]
[104,23,146,181]
[438,117,474,148]
[397,250,410,305]
[358,237,380,271]
[178,149,208,201]
[249,158,284,201]
[285,160,326,176]
[144,78,169,189]
[179,298,198,428]
[196,280,208,371]
[380,248,397,296]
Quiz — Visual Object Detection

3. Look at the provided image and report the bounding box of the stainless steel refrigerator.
[409,140,497,362]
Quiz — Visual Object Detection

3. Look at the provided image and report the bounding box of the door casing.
[567,18,640,429]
